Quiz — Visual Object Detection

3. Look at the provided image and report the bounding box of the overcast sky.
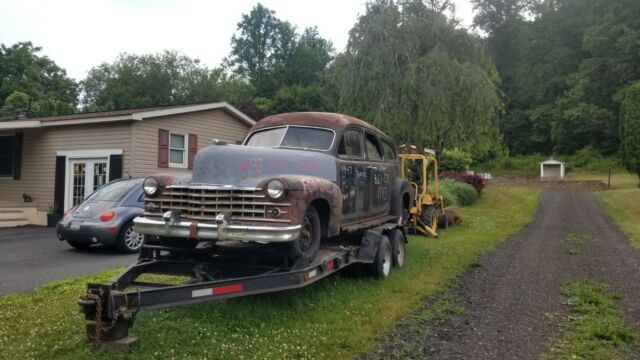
[0,0,476,81]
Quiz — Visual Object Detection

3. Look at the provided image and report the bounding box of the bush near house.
[439,179,479,206]
[440,171,486,197]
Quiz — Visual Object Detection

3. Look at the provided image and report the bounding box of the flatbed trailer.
[78,222,406,349]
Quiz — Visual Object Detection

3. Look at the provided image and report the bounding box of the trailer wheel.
[366,235,392,279]
[289,206,321,263]
[388,229,406,268]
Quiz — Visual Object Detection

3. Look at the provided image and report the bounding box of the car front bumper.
[133,217,302,243]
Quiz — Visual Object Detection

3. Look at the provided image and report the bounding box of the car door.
[380,137,401,215]
[363,131,390,217]
[336,127,370,222]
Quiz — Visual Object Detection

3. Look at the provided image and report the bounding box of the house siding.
[0,122,133,210]
[130,109,251,176]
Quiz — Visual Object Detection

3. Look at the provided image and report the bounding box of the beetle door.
[337,128,369,222]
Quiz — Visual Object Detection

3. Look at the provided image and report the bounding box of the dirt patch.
[364,193,640,360]
[491,178,607,192]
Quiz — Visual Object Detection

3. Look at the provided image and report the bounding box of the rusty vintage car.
[134,112,411,262]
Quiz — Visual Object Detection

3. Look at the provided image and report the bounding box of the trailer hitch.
[78,284,140,350]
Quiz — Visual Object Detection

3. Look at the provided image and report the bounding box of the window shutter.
[109,154,123,180]
[13,132,23,180]
[188,134,198,170]
[158,129,169,168]
[54,156,65,215]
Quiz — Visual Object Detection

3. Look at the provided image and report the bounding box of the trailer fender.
[357,230,383,263]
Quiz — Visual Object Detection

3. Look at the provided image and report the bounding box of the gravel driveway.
[0,226,138,295]
[366,192,640,359]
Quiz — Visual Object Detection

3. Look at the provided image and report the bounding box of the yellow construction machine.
[399,148,444,237]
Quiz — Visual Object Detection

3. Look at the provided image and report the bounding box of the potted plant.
[47,204,61,227]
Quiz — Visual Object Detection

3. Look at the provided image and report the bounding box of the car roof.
[251,112,386,136]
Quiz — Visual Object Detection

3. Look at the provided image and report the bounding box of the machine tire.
[420,206,438,233]
[67,240,91,250]
[116,221,145,253]
[366,235,393,279]
[388,228,406,268]
[289,206,322,263]
[438,213,448,230]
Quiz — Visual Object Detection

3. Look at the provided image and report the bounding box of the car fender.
[390,178,412,217]
[262,175,343,238]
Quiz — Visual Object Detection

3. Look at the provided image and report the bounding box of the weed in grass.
[0,187,540,360]
[565,232,592,255]
[540,280,636,360]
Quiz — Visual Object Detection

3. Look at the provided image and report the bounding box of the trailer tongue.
[78,223,405,349]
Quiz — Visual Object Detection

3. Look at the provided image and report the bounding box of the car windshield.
[245,126,334,150]
[86,179,141,202]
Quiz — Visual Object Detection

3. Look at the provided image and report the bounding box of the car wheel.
[290,206,322,263]
[67,240,91,250]
[388,228,406,268]
[116,221,145,253]
[366,235,392,279]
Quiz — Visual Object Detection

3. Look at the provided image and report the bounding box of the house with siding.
[0,102,254,226]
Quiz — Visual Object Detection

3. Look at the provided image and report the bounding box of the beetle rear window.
[245,126,334,151]
[87,179,142,202]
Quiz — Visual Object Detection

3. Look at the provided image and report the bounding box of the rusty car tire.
[366,235,392,279]
[288,206,322,263]
[388,228,406,268]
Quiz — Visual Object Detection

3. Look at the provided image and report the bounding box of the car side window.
[381,139,396,162]
[338,129,364,159]
[365,132,383,161]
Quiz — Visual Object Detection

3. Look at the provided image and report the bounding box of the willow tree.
[338,0,504,158]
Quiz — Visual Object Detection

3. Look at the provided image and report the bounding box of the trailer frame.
[78,222,404,348]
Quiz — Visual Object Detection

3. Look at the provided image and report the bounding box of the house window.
[0,134,15,178]
[169,132,188,168]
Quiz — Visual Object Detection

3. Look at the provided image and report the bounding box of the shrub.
[440,149,473,172]
[440,171,486,196]
[438,179,478,206]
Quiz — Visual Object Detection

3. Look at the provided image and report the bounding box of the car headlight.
[267,179,285,199]
[143,177,159,196]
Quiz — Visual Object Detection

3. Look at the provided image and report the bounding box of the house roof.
[0,102,255,130]
[540,159,565,165]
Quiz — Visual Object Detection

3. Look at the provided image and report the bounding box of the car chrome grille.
[145,186,290,223]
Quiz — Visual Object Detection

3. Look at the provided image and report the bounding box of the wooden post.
[608,167,611,188]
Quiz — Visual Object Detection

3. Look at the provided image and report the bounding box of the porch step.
[0,218,29,227]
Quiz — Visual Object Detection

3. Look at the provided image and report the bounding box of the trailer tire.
[388,228,406,268]
[366,235,392,279]
[287,206,321,263]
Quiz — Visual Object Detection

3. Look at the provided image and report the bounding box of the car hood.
[71,200,117,219]
[190,144,337,187]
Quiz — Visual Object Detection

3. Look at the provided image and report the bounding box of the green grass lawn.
[0,187,540,360]
[596,188,640,248]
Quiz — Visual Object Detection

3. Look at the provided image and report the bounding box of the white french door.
[67,158,109,209]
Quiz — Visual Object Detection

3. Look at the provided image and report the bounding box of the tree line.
[1,0,639,176]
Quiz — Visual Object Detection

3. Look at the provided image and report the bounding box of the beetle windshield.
[245,126,334,151]
[87,179,142,202]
